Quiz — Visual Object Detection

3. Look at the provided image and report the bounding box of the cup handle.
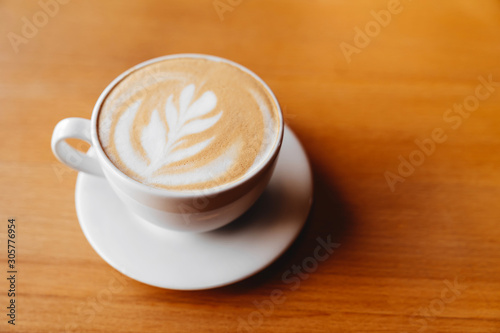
[51,118,104,177]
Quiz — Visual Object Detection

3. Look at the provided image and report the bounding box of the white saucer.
[75,126,313,290]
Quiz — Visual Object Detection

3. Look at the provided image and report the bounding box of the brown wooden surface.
[1,0,500,332]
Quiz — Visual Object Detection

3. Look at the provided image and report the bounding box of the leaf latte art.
[130,84,222,179]
[98,57,280,191]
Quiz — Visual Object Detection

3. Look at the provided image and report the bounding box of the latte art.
[98,57,280,191]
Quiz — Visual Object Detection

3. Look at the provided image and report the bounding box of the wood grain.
[1,0,499,332]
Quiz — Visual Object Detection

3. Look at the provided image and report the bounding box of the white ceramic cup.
[51,54,284,233]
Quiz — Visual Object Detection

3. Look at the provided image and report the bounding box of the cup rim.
[90,53,284,199]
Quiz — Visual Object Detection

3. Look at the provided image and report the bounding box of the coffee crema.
[98,57,280,191]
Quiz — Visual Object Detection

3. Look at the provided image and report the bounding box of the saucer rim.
[75,125,313,290]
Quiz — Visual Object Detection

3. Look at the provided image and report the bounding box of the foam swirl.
[98,57,279,190]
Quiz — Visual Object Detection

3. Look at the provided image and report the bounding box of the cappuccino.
[98,57,281,191]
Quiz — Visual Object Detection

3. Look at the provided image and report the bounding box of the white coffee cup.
[51,54,284,233]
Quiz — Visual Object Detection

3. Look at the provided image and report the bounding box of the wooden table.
[1,0,499,332]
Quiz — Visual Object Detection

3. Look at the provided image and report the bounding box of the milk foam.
[98,57,280,191]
